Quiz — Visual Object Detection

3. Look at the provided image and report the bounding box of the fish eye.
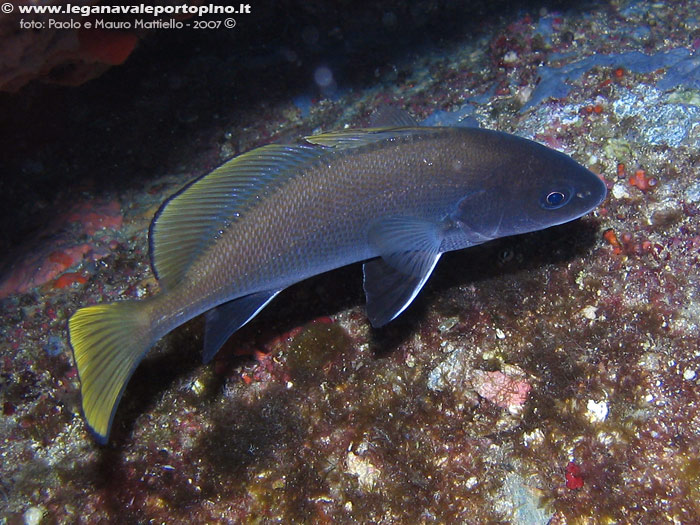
[547,192,565,205]
[541,189,571,210]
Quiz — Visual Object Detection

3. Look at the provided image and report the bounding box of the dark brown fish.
[68,111,606,442]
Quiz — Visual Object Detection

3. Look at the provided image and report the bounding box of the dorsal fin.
[369,106,420,127]
[304,126,431,150]
[149,144,325,289]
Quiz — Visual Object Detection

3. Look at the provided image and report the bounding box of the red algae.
[471,369,531,409]
[48,251,74,268]
[0,200,123,298]
[565,462,584,490]
[629,169,658,192]
[53,272,88,289]
[0,243,92,298]
[603,228,622,254]
[65,200,123,235]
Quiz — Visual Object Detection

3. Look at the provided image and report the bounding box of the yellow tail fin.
[68,301,152,443]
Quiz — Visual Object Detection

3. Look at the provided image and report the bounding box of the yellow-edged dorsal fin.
[304,127,432,150]
[368,106,419,127]
[150,144,326,289]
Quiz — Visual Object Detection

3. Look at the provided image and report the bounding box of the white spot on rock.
[580,305,598,320]
[586,399,608,422]
[24,507,45,525]
[612,182,630,199]
[346,450,381,490]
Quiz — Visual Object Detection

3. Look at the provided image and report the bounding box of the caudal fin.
[68,301,153,443]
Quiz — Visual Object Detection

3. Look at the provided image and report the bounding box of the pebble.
[24,506,44,525]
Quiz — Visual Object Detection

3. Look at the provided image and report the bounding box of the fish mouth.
[575,182,608,216]
[578,172,608,210]
[592,181,608,208]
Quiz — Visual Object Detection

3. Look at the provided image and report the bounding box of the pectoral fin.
[203,290,281,363]
[363,253,441,327]
[363,217,443,327]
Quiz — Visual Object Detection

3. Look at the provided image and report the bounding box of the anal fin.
[203,290,281,363]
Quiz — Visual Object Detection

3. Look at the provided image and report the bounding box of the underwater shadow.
[102,316,205,447]
[369,216,604,357]
[432,216,603,290]
[90,263,364,448]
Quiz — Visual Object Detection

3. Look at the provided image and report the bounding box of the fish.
[68,109,606,442]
